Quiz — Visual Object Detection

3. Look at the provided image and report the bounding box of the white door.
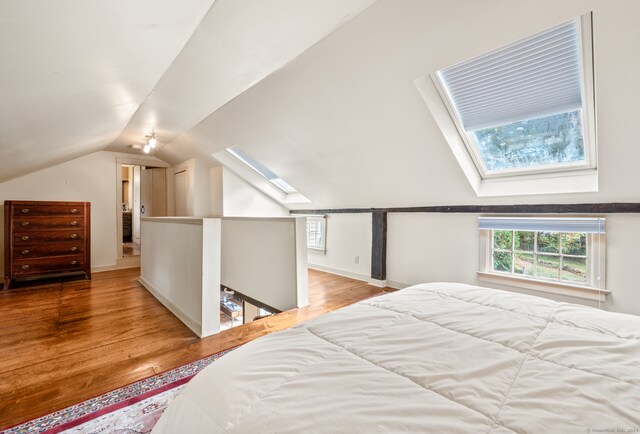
[141,168,167,218]
[174,170,188,216]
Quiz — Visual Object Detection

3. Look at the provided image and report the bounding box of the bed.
[153,282,640,433]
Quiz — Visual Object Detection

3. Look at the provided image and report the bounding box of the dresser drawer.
[14,244,84,258]
[12,204,84,217]
[13,216,84,231]
[13,255,85,277]
[4,200,91,289]
[13,231,84,245]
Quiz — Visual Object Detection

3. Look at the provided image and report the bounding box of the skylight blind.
[227,146,279,181]
[478,217,605,234]
[227,146,297,193]
[438,20,583,131]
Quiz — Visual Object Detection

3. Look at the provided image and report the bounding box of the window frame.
[213,147,311,205]
[432,14,596,180]
[478,218,607,301]
[306,215,327,252]
[415,13,598,197]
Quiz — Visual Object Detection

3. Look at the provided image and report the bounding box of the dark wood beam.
[290,202,640,215]
[371,211,387,281]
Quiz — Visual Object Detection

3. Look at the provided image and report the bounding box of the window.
[306,216,326,251]
[227,146,297,194]
[478,217,606,300]
[415,13,597,196]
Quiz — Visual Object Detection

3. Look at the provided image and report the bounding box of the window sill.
[477,271,609,302]
[307,247,326,255]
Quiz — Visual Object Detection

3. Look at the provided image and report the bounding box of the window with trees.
[491,230,588,285]
[478,217,606,298]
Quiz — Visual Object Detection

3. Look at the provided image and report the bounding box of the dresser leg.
[2,278,10,291]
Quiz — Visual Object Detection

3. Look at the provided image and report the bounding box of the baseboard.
[368,278,387,288]
[138,276,203,338]
[385,280,411,290]
[308,264,370,283]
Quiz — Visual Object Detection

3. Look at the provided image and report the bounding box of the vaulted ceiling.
[172,0,640,209]
[0,0,377,182]
[2,0,640,209]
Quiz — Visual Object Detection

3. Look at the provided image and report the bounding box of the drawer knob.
[21,265,29,270]
[21,222,30,226]
[70,209,78,213]
[21,208,29,213]
[71,261,77,265]
[70,234,78,239]
[21,250,29,255]
[70,221,78,226]
[71,246,78,252]
[21,236,29,241]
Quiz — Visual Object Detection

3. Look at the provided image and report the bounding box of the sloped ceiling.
[4,0,640,210]
[166,0,640,209]
[107,0,379,156]
[0,0,213,182]
[0,0,378,182]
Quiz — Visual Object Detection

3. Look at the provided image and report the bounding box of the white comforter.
[153,283,640,433]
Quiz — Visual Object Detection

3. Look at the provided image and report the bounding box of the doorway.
[119,164,167,258]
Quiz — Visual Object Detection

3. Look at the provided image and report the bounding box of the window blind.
[437,20,583,131]
[227,146,297,193]
[478,217,605,234]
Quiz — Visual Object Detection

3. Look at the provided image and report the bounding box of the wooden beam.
[371,211,387,281]
[290,202,640,215]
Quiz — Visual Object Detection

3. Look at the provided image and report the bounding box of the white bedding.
[153,283,640,433]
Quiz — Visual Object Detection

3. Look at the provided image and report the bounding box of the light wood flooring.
[0,268,392,429]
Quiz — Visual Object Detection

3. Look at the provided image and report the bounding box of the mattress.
[152,282,640,433]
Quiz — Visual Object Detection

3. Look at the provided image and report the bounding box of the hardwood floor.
[122,241,141,256]
[0,268,392,429]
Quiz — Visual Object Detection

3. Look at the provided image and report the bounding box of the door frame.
[115,156,169,260]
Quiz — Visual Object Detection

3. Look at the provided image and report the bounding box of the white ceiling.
[0,0,213,182]
[3,0,640,210]
[0,0,378,182]
[166,0,640,209]
[107,0,379,158]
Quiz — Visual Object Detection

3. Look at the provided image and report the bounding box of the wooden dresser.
[3,200,91,290]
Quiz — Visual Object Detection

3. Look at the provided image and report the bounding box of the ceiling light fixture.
[143,130,158,153]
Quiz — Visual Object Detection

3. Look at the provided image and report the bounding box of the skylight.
[434,16,596,178]
[226,146,297,194]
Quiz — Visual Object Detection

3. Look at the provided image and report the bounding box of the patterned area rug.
[1,347,237,434]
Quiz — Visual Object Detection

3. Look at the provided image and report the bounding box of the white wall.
[172,157,217,216]
[221,167,288,217]
[139,217,221,337]
[221,217,308,311]
[0,150,167,271]
[307,213,372,281]
[210,166,224,216]
[305,212,640,317]
[171,161,288,218]
[385,213,640,316]
[193,158,212,216]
